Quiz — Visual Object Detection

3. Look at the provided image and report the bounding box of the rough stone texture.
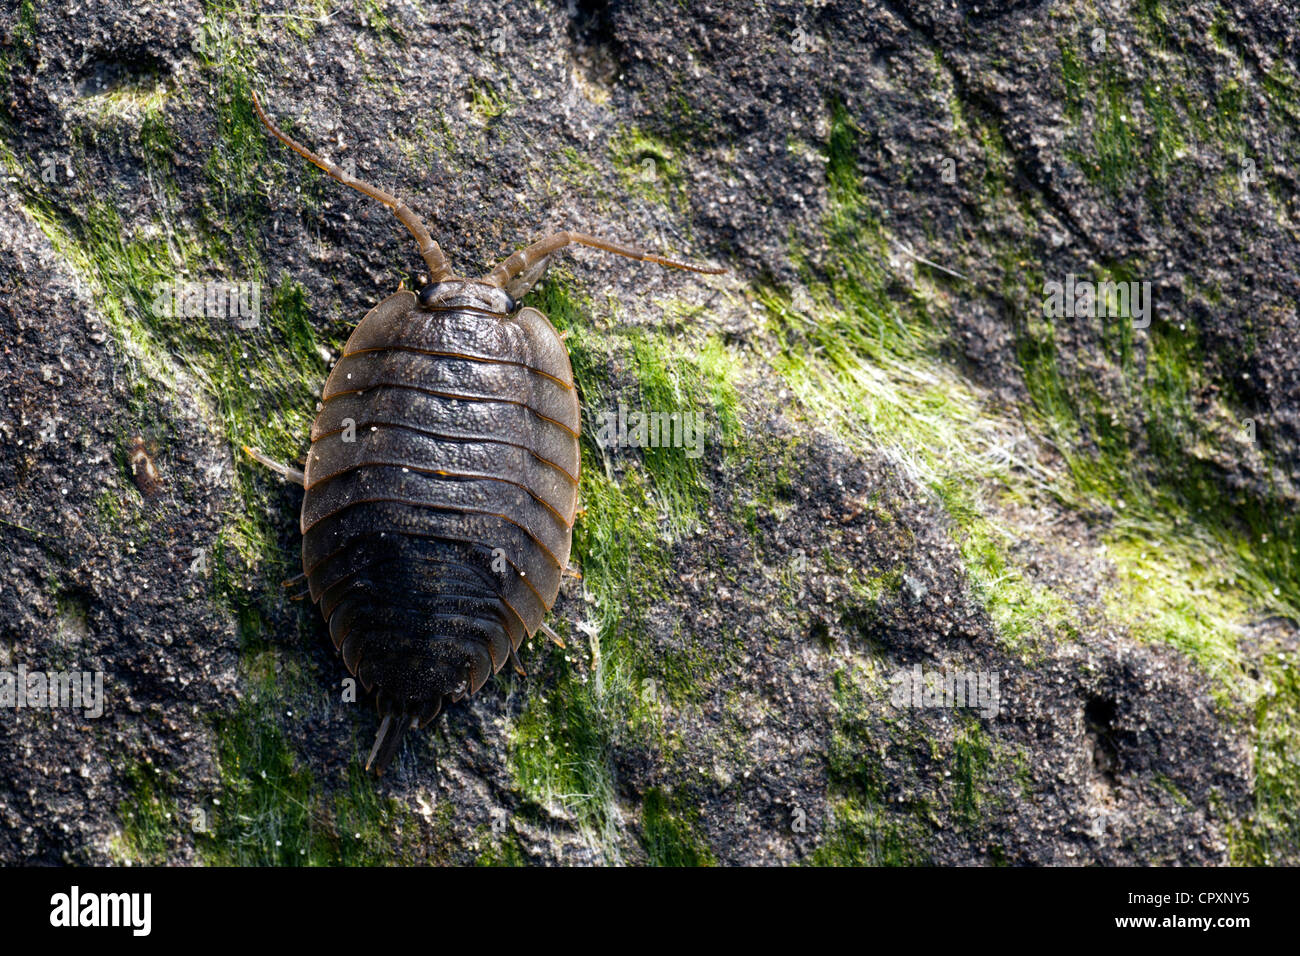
[0,190,237,863]
[0,0,1295,865]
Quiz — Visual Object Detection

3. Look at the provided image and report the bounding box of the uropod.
[244,91,722,774]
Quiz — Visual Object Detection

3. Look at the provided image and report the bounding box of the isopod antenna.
[251,89,454,283]
[483,230,725,291]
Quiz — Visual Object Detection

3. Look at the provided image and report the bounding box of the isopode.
[245,90,722,774]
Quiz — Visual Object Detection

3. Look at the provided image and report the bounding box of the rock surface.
[0,0,1296,865]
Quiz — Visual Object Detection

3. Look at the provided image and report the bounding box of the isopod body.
[304,283,579,771]
[249,90,722,773]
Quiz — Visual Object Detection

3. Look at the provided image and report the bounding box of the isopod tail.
[366,713,414,775]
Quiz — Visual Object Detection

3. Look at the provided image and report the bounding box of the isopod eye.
[417,284,439,309]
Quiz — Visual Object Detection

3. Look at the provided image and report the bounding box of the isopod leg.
[281,571,311,601]
[482,230,724,293]
[538,621,566,649]
[242,444,306,487]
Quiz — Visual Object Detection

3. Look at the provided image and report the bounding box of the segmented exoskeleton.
[245,91,722,773]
